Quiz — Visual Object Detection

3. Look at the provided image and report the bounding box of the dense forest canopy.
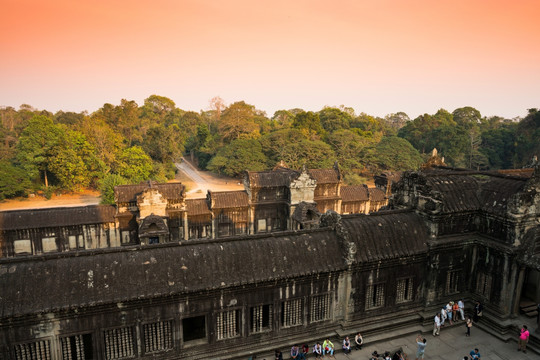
[1,96,538,202]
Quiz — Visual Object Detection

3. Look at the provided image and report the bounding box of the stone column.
[512,266,526,316]
[183,211,189,240]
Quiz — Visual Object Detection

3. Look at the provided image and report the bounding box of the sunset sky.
[1,0,539,119]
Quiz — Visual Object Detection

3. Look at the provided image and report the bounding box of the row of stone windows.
[365,277,415,310]
[11,296,331,360]
[14,235,86,255]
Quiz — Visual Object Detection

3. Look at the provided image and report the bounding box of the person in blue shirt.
[469,348,481,359]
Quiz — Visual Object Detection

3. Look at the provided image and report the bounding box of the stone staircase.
[520,300,539,318]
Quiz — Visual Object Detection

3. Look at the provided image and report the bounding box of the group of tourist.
[274,333,363,359]
[274,300,531,359]
[432,299,467,336]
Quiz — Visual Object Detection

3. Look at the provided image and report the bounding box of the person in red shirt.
[518,325,530,353]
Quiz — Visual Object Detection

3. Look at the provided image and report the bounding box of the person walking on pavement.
[433,314,441,336]
[518,325,530,353]
[415,334,427,360]
[465,316,472,336]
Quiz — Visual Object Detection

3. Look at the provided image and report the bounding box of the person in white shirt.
[458,299,465,320]
[433,314,441,336]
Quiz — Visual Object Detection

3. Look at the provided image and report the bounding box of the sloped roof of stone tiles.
[209,191,249,209]
[308,168,340,184]
[478,176,527,216]
[0,205,116,231]
[368,188,386,202]
[245,168,299,187]
[0,229,345,317]
[496,168,534,178]
[423,174,481,212]
[114,182,185,203]
[340,210,429,262]
[341,185,369,202]
[185,198,211,216]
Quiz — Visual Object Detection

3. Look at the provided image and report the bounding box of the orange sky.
[1,0,539,119]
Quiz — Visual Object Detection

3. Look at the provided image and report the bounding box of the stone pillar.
[183,211,189,240]
[249,206,255,235]
[512,266,526,316]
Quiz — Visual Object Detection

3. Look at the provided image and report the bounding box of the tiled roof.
[186,198,211,216]
[114,182,185,203]
[341,210,429,262]
[0,205,116,231]
[369,188,386,202]
[308,169,340,184]
[0,229,345,317]
[245,168,299,187]
[208,191,249,209]
[341,185,369,202]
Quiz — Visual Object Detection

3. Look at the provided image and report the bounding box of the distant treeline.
[1,96,539,202]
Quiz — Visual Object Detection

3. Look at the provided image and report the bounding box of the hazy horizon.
[2,0,539,120]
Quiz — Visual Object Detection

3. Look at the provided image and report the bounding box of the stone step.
[521,304,538,312]
[524,310,538,318]
[519,300,536,309]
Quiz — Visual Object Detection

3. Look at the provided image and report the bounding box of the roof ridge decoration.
[320,210,356,265]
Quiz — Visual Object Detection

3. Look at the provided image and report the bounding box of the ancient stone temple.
[0,162,539,359]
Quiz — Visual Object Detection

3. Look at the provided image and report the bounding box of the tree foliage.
[207,139,268,177]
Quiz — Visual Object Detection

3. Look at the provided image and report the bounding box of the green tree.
[218,101,263,142]
[326,129,377,174]
[514,108,540,167]
[259,129,307,164]
[0,161,32,200]
[279,139,336,169]
[480,125,516,169]
[318,107,352,132]
[292,111,324,138]
[142,125,185,164]
[113,146,153,182]
[207,139,268,177]
[49,130,105,190]
[365,136,423,172]
[99,174,128,205]
[16,115,64,187]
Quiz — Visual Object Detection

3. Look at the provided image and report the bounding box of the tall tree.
[16,115,64,187]
[318,107,352,132]
[365,136,423,172]
[207,139,268,177]
[218,101,262,142]
[292,111,324,139]
[113,146,153,183]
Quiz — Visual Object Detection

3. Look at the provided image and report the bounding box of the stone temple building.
[0,162,539,359]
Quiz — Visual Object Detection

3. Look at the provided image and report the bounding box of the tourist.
[291,344,300,359]
[313,342,323,359]
[465,316,472,337]
[415,334,426,360]
[343,336,351,354]
[473,301,483,323]
[458,299,465,320]
[452,301,459,321]
[518,325,529,353]
[383,351,391,360]
[355,332,363,350]
[323,338,335,358]
[440,306,447,326]
[468,348,481,359]
[274,349,283,360]
[300,344,309,360]
[370,351,380,360]
[433,313,441,336]
[446,302,454,325]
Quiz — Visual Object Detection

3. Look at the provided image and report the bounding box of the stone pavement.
[317,325,536,360]
[256,324,537,360]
